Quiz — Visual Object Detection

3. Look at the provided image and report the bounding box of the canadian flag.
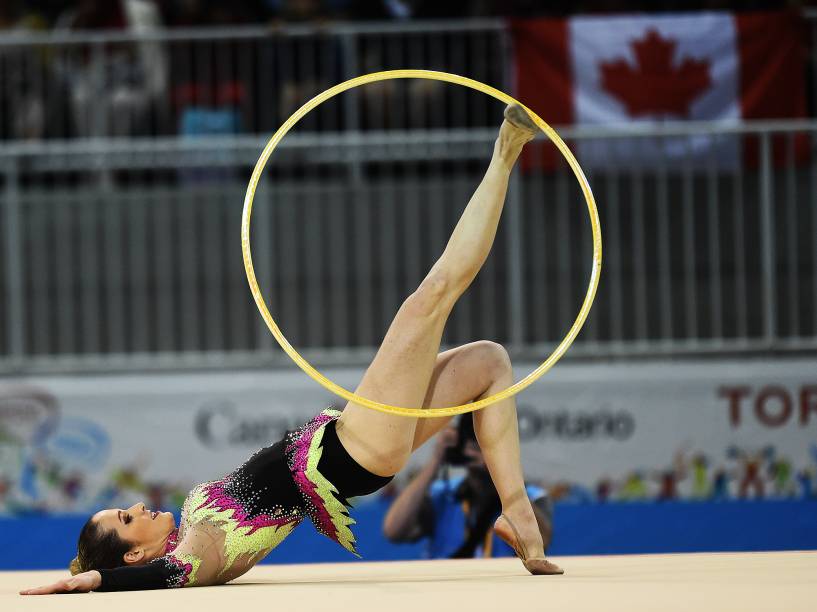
[511,11,806,168]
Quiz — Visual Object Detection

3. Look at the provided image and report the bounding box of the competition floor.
[3,551,815,612]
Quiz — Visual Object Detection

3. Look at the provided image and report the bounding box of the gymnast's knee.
[404,271,455,318]
[471,340,513,381]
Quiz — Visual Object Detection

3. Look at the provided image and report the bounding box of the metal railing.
[1,122,816,373]
[0,21,816,374]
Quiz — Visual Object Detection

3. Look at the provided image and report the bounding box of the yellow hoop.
[242,69,602,418]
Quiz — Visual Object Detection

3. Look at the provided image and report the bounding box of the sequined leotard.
[97,409,392,591]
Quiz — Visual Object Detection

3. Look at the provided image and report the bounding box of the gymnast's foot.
[494,504,564,576]
[503,104,538,135]
[496,104,537,166]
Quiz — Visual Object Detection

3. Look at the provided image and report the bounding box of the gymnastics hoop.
[242,69,602,419]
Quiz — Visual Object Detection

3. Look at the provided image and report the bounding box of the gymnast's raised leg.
[336,106,562,575]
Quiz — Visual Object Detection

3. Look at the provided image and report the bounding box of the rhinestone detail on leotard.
[284,409,359,556]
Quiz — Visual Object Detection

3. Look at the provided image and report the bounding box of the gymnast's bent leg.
[408,340,560,574]
[336,107,557,570]
[336,108,532,474]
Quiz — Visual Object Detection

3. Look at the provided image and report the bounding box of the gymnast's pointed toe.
[503,104,538,135]
[494,513,564,576]
[522,558,565,576]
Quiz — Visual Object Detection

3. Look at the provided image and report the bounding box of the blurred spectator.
[54,0,167,138]
[261,0,340,132]
[156,0,268,26]
[0,1,26,29]
[383,416,552,559]
[341,0,475,20]
[0,0,68,141]
[272,0,330,21]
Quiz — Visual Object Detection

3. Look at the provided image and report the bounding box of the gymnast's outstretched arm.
[21,526,225,594]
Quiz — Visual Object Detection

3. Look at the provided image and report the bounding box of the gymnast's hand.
[20,570,101,595]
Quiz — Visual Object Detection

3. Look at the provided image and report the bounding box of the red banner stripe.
[736,10,807,121]
[736,11,808,166]
[510,18,572,171]
[510,18,573,126]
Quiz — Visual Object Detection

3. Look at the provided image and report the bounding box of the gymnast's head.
[70,502,176,575]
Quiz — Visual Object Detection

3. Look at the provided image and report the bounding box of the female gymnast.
[21,105,563,595]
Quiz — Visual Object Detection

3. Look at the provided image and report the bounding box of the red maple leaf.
[599,29,712,118]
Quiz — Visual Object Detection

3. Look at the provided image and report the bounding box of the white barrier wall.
[0,357,815,513]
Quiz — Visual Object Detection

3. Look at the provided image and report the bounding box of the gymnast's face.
[93,502,176,564]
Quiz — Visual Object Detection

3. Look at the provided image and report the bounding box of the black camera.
[443,415,477,466]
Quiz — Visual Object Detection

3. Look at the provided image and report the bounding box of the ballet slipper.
[503,104,539,137]
[494,513,564,576]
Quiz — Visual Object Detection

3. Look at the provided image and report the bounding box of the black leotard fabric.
[316,418,394,501]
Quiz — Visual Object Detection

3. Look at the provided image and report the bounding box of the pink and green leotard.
[97,409,393,591]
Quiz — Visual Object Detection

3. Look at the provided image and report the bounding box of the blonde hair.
[69,556,83,575]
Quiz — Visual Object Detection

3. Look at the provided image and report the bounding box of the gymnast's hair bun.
[69,557,83,575]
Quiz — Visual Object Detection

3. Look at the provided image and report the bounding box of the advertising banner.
[0,357,814,515]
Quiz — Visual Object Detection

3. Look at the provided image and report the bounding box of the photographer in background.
[383,415,552,558]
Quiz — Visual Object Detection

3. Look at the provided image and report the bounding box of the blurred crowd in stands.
[0,0,813,144]
[0,0,814,31]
